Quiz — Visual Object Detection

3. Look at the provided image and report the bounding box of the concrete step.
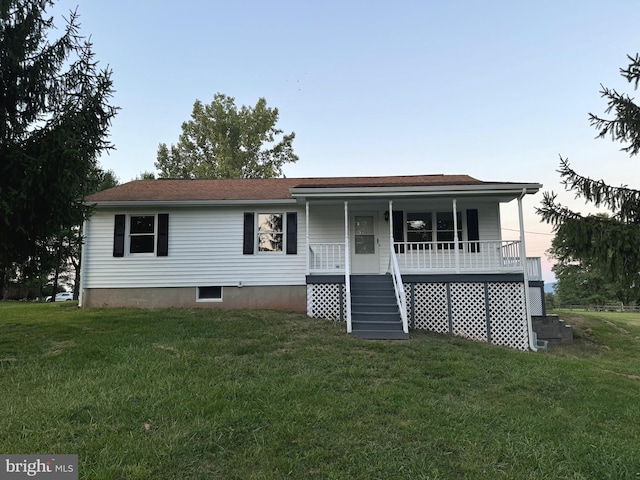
[532,314,573,345]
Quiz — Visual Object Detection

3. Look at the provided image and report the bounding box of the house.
[81,174,545,350]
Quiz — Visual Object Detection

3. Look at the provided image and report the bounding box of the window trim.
[196,286,223,302]
[402,211,466,249]
[244,211,298,255]
[257,212,285,254]
[112,213,169,257]
[127,214,157,256]
[435,211,463,250]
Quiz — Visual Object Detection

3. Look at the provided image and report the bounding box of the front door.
[351,212,380,274]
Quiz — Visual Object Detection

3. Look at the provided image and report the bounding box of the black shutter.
[157,214,169,256]
[286,212,298,255]
[113,214,125,257]
[243,213,255,254]
[392,210,404,253]
[467,209,480,253]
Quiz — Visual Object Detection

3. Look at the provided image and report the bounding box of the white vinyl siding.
[83,205,306,288]
[307,204,346,245]
[476,202,501,240]
[82,200,505,289]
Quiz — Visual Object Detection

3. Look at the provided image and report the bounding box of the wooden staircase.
[350,275,409,340]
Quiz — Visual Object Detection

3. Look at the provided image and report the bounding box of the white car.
[46,292,74,302]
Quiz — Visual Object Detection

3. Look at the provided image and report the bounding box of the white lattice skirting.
[307,283,345,321]
[408,281,530,350]
[528,286,544,316]
[307,281,530,350]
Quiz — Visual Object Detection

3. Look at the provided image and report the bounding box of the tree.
[136,170,156,180]
[1,166,119,301]
[547,221,623,305]
[538,54,640,304]
[0,1,117,278]
[67,168,120,299]
[155,93,298,179]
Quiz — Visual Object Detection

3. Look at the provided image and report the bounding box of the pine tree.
[538,54,640,304]
[0,1,117,275]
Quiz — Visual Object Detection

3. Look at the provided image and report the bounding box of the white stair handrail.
[390,243,409,334]
[388,200,408,334]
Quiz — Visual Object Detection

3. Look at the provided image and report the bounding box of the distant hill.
[544,282,556,293]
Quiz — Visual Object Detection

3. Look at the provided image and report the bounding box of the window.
[354,215,375,254]
[129,215,155,253]
[406,213,432,243]
[436,212,462,249]
[113,214,169,257]
[197,286,223,302]
[244,212,297,255]
[258,213,283,252]
[401,211,462,249]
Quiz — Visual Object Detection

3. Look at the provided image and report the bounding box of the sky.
[50,0,640,283]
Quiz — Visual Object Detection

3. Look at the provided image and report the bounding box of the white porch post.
[453,198,460,273]
[388,200,394,248]
[518,189,537,352]
[305,201,310,275]
[344,201,352,333]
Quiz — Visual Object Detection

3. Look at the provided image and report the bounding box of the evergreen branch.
[535,190,583,228]
[556,158,640,223]
[589,86,640,156]
[621,53,640,89]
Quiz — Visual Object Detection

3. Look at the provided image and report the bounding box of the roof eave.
[290,183,542,201]
[87,199,297,208]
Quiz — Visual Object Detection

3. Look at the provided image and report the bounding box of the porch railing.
[309,243,345,272]
[394,240,523,272]
[309,240,539,277]
[526,257,543,281]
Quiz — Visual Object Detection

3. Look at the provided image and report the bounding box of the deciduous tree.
[155,93,298,179]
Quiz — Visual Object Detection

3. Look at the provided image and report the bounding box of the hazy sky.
[50,0,639,282]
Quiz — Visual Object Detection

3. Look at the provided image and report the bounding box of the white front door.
[350,212,380,274]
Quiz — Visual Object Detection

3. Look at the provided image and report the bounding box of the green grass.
[2,303,640,479]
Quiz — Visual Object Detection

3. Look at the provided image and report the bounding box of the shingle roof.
[85,174,498,203]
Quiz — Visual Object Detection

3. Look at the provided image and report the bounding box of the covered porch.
[291,179,542,349]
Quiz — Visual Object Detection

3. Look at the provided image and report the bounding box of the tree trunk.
[1,267,9,301]
[52,244,61,299]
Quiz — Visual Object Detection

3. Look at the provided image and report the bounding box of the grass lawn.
[2,303,640,479]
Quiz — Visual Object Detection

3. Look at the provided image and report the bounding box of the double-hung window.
[435,212,462,249]
[258,213,284,252]
[113,213,169,257]
[243,212,298,255]
[129,215,156,253]
[406,213,433,243]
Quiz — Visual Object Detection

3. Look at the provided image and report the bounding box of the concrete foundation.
[81,285,307,312]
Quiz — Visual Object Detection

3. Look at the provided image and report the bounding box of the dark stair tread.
[349,275,407,340]
[351,330,409,340]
